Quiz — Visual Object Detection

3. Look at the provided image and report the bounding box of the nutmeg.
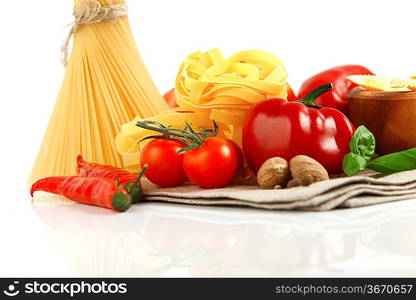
[288,155,329,188]
[257,157,289,189]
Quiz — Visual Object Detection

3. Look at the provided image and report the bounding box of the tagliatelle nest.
[116,49,289,172]
[175,49,288,110]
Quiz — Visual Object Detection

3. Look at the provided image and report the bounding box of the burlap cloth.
[141,170,416,211]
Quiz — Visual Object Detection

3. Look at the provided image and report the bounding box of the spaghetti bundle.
[116,49,288,172]
[29,0,168,184]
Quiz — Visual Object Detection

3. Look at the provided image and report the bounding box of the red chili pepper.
[30,176,132,212]
[77,156,147,203]
[77,156,138,184]
[298,65,373,115]
[243,84,355,174]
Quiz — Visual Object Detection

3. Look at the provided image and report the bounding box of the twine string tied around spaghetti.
[61,0,128,66]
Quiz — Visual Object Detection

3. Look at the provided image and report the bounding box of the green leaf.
[343,126,416,176]
[349,125,376,162]
[343,153,368,176]
[367,148,416,173]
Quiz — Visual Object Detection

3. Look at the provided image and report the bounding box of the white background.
[0,0,416,277]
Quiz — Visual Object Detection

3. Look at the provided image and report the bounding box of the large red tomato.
[183,137,239,189]
[140,139,187,187]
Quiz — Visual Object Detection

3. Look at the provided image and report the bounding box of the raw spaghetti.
[29,0,168,184]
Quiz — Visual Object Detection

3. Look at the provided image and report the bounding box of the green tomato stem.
[136,120,219,151]
[296,83,333,108]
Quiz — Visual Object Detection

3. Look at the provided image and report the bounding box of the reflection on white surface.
[33,199,416,277]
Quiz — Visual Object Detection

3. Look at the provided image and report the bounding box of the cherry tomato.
[183,137,238,189]
[229,140,245,172]
[140,139,187,187]
[163,88,178,108]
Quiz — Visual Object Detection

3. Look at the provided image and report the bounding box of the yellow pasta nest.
[116,48,288,172]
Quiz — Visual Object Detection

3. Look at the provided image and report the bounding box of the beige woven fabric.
[142,170,416,211]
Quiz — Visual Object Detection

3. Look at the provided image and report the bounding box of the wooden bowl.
[348,87,416,155]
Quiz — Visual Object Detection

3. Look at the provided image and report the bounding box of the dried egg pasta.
[116,49,288,172]
[29,0,168,184]
[391,78,416,91]
[347,75,392,91]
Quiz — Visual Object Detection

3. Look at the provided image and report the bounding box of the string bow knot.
[61,0,128,66]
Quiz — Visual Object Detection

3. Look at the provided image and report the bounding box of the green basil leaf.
[349,125,376,162]
[367,148,416,173]
[343,153,368,176]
